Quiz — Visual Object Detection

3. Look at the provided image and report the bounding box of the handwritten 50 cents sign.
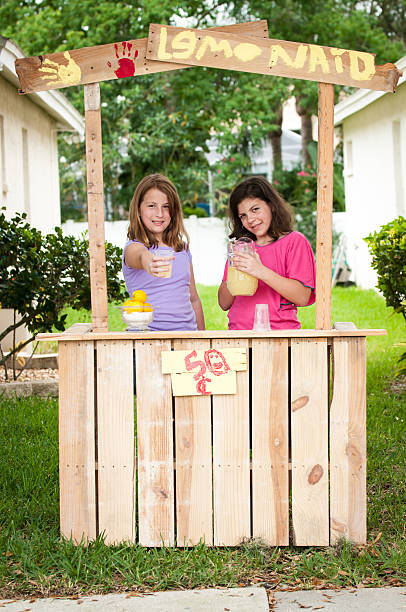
[161,348,247,396]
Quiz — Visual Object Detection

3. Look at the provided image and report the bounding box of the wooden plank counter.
[41,325,385,546]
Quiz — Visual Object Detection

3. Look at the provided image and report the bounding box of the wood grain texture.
[252,339,289,545]
[84,84,108,332]
[173,339,213,546]
[147,25,401,91]
[315,83,335,330]
[291,339,329,545]
[59,340,96,542]
[212,339,250,545]
[136,339,174,546]
[330,337,367,544]
[37,329,387,341]
[15,21,269,93]
[96,340,135,544]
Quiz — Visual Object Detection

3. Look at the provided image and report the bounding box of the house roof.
[0,36,84,137]
[334,55,406,126]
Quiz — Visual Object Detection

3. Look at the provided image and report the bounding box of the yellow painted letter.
[309,45,329,73]
[234,42,262,63]
[196,35,233,60]
[157,27,172,60]
[330,48,346,74]
[269,44,308,69]
[172,30,197,60]
[349,50,376,81]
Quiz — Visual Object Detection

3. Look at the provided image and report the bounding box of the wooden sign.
[15,21,269,94]
[147,24,402,92]
[162,347,247,396]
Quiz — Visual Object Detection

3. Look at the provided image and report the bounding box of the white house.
[0,36,84,230]
[334,55,406,289]
[0,36,84,352]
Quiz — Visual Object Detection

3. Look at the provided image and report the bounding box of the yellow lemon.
[123,299,133,307]
[123,300,144,313]
[143,303,153,312]
[131,290,147,303]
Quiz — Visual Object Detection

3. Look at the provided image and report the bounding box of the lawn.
[0,286,405,598]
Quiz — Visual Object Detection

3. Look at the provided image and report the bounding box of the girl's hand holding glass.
[150,250,175,278]
[232,251,263,279]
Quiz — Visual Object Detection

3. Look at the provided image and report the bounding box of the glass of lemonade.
[227,237,258,296]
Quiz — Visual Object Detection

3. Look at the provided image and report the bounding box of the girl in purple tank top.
[218,176,316,330]
[122,174,205,331]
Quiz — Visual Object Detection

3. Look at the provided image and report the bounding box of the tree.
[0,209,124,380]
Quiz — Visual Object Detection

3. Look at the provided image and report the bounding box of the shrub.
[365,216,406,377]
[0,209,124,378]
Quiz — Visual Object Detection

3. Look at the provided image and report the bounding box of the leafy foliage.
[365,216,406,377]
[364,217,406,322]
[0,209,124,376]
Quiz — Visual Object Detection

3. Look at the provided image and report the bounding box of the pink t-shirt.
[222,232,316,330]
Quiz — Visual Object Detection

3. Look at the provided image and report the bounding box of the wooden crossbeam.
[15,21,269,94]
[146,24,401,92]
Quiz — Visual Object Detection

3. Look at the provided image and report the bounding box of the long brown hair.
[127,174,189,251]
[228,176,294,242]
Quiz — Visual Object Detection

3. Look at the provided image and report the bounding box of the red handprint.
[107,42,138,78]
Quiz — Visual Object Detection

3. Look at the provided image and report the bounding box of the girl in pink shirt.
[218,176,316,330]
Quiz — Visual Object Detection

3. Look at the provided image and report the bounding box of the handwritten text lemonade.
[156,26,377,83]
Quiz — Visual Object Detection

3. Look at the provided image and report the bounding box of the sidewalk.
[1,586,405,612]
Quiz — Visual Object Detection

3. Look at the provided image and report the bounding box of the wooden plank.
[252,339,289,545]
[36,328,388,341]
[173,339,213,546]
[62,323,93,335]
[315,83,335,330]
[291,338,329,545]
[212,339,250,545]
[136,339,174,546]
[96,340,135,544]
[15,21,269,94]
[330,337,367,544]
[333,322,357,331]
[58,340,96,542]
[147,25,401,92]
[84,83,108,332]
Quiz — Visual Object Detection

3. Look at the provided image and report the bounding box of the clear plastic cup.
[153,248,174,278]
[253,304,271,331]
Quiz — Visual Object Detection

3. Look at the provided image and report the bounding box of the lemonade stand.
[15,20,400,547]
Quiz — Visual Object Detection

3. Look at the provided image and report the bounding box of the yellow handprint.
[39,51,81,86]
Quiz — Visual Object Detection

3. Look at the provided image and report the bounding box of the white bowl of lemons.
[121,290,154,330]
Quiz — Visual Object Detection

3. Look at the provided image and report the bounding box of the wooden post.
[84,83,108,332]
[315,83,335,330]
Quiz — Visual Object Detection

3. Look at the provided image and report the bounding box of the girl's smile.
[237,197,272,245]
[140,188,171,241]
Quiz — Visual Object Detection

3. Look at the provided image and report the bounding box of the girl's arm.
[218,281,235,311]
[124,242,174,277]
[189,265,205,330]
[233,253,311,307]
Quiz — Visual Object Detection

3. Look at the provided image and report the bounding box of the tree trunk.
[296,96,313,167]
[268,105,283,173]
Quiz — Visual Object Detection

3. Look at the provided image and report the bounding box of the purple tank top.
[122,241,197,331]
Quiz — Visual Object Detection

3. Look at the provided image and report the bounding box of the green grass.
[1,286,405,598]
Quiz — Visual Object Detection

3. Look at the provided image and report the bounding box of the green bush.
[0,209,124,377]
[365,216,406,376]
